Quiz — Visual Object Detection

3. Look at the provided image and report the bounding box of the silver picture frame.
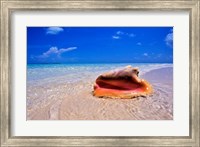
[0,0,199,146]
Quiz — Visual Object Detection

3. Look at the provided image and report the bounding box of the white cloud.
[116,31,124,35]
[143,53,148,56]
[112,36,120,39]
[137,42,142,45]
[112,31,135,39]
[46,27,64,35]
[165,30,173,47]
[39,46,77,58]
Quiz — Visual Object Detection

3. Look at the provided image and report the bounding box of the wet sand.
[27,67,173,120]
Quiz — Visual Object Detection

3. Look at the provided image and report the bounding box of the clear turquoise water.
[27,63,173,83]
[27,63,173,120]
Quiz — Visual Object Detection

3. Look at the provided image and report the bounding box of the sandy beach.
[27,64,173,120]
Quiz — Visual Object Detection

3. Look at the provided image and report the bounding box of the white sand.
[27,67,173,120]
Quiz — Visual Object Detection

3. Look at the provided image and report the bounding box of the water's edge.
[27,63,173,120]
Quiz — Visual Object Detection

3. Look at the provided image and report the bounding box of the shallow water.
[27,63,173,120]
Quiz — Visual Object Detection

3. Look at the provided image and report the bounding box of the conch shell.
[93,65,153,99]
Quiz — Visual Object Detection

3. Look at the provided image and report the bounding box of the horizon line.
[27,62,173,64]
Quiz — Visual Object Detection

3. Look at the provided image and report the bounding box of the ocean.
[27,63,173,120]
[27,63,172,82]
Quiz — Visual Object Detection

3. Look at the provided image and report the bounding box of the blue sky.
[27,27,173,64]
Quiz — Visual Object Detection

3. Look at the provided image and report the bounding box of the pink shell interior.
[93,66,153,99]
